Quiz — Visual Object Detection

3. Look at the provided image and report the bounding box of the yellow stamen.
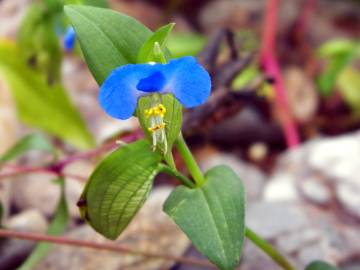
[148,123,166,132]
[145,104,166,118]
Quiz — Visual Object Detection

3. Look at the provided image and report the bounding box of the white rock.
[264,173,299,202]
[12,174,84,218]
[276,228,321,254]
[308,133,360,184]
[246,202,309,239]
[6,209,48,233]
[300,178,331,205]
[336,183,360,219]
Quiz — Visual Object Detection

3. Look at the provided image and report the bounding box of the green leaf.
[232,65,259,90]
[79,140,162,240]
[18,3,62,84]
[164,165,246,270]
[18,178,69,270]
[137,23,175,63]
[317,39,358,57]
[305,260,339,270]
[64,5,151,84]
[136,94,182,157]
[0,41,94,149]
[318,51,355,96]
[0,133,54,163]
[167,33,206,58]
[337,67,360,114]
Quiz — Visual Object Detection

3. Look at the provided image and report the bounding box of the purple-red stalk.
[261,0,300,148]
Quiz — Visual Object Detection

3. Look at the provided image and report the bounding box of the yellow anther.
[145,104,166,118]
[148,123,166,132]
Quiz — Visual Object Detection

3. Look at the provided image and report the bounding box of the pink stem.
[261,0,300,148]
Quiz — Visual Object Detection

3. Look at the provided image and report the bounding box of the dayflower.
[99,56,211,151]
[63,26,76,52]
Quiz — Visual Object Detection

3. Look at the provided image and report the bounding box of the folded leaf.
[164,165,246,270]
[79,140,162,239]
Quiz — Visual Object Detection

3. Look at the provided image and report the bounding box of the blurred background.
[0,0,360,269]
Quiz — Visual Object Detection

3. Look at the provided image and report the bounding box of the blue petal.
[161,56,211,108]
[63,27,76,52]
[136,71,166,92]
[99,63,162,119]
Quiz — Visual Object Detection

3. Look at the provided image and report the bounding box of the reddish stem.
[0,164,87,181]
[261,0,300,148]
[0,229,214,268]
[0,130,143,181]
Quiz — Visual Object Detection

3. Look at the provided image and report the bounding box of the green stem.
[164,150,176,170]
[174,133,205,187]
[159,164,195,188]
[245,227,296,270]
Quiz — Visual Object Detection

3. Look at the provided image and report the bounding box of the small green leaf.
[337,67,360,114]
[137,23,175,63]
[318,51,355,96]
[232,65,259,90]
[167,33,207,58]
[0,41,94,149]
[317,39,358,58]
[305,260,339,270]
[0,133,54,163]
[65,5,151,84]
[136,94,182,157]
[18,178,69,270]
[79,140,162,240]
[164,165,246,270]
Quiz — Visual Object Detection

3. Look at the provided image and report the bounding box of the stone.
[264,173,299,202]
[300,178,331,205]
[36,187,190,270]
[307,133,360,184]
[276,228,321,254]
[198,146,265,201]
[11,173,84,218]
[5,209,48,233]
[336,182,360,219]
[246,202,309,239]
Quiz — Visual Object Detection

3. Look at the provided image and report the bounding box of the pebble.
[246,202,309,239]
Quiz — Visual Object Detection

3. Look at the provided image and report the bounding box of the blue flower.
[99,56,211,120]
[63,26,76,52]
